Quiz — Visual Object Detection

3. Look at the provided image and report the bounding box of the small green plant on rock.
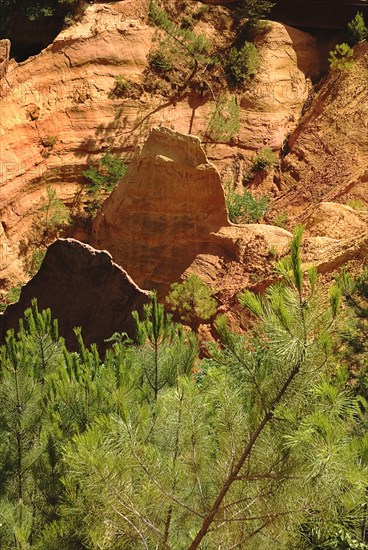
[207,95,240,142]
[112,75,131,97]
[346,11,367,45]
[243,147,277,183]
[166,274,217,325]
[41,135,58,148]
[252,147,276,171]
[83,151,126,216]
[329,43,355,71]
[148,47,173,74]
[28,248,46,277]
[226,186,268,223]
[236,0,275,22]
[274,211,289,228]
[38,185,70,238]
[147,1,213,88]
[84,151,126,194]
[0,283,23,313]
[346,199,365,211]
[225,42,260,87]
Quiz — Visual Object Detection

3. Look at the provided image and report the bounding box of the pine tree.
[0,301,64,547]
[132,293,198,401]
[166,274,217,326]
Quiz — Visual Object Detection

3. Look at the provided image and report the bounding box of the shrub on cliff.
[346,11,368,45]
[166,274,217,325]
[207,95,240,142]
[225,42,260,87]
[226,187,268,223]
[329,43,355,71]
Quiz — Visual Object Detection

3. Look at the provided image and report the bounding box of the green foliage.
[236,0,276,22]
[225,42,260,87]
[225,186,268,223]
[111,75,131,97]
[1,236,368,548]
[84,150,126,194]
[336,265,368,382]
[40,135,58,158]
[148,47,174,74]
[132,293,198,401]
[36,185,70,239]
[0,283,23,313]
[28,248,46,277]
[207,95,240,141]
[274,211,289,228]
[0,0,80,37]
[347,199,365,211]
[83,150,126,215]
[147,1,213,84]
[347,11,368,45]
[329,43,355,71]
[243,147,277,183]
[252,146,277,171]
[166,274,217,324]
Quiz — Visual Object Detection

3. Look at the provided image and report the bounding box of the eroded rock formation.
[306,202,368,239]
[276,42,368,221]
[0,0,321,289]
[0,239,151,350]
[92,127,229,294]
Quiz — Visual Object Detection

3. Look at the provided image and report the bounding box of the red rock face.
[0,238,151,351]
[92,127,229,295]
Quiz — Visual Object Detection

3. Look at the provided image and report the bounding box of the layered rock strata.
[0,0,320,288]
[92,127,229,294]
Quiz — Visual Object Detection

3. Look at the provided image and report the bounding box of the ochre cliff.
[0,238,151,350]
[0,0,320,289]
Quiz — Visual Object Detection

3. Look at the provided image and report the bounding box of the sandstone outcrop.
[92,127,229,294]
[0,238,151,351]
[0,0,321,289]
[238,22,319,151]
[306,202,368,239]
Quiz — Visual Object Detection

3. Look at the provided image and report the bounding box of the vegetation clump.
[225,42,260,87]
[83,150,126,214]
[225,186,268,223]
[1,231,368,548]
[252,146,277,171]
[148,47,174,74]
[0,283,23,312]
[346,11,367,45]
[40,135,58,149]
[37,185,70,239]
[329,42,355,71]
[236,0,275,34]
[243,147,277,183]
[146,1,215,95]
[111,75,131,97]
[166,274,217,325]
[207,95,240,142]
